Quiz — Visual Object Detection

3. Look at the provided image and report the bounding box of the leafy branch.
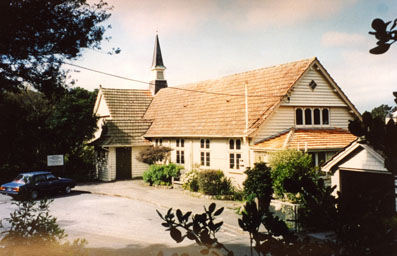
[157,203,233,256]
[369,18,397,54]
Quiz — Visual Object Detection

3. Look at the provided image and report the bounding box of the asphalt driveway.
[0,180,250,255]
[76,179,245,233]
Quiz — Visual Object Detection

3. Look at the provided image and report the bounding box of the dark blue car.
[0,171,76,200]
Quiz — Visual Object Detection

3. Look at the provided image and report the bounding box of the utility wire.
[63,62,151,85]
[62,62,287,98]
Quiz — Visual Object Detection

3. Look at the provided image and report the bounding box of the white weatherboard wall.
[284,68,347,107]
[339,149,388,172]
[99,147,116,181]
[330,107,355,130]
[169,138,248,186]
[253,68,356,142]
[254,106,294,140]
[131,146,150,177]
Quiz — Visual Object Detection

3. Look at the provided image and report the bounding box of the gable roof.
[91,119,152,146]
[253,128,356,151]
[98,88,153,119]
[322,140,389,174]
[91,88,153,147]
[144,58,316,137]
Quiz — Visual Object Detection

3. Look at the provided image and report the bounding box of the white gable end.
[339,147,388,172]
[94,91,111,118]
[282,68,348,107]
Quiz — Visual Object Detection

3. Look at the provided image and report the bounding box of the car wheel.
[11,195,20,201]
[31,191,38,200]
[64,185,71,194]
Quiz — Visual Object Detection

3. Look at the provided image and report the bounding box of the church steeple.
[150,34,167,95]
[152,34,165,70]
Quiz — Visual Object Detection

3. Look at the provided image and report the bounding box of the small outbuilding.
[322,140,396,214]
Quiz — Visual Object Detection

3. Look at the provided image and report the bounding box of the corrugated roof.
[144,57,315,137]
[101,88,153,119]
[255,128,356,150]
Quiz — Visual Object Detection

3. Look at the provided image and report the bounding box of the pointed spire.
[152,34,165,69]
[150,33,167,95]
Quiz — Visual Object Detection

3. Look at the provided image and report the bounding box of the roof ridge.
[101,88,151,92]
[171,57,317,89]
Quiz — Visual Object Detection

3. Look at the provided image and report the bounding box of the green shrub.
[268,150,316,202]
[143,163,182,186]
[197,169,233,196]
[0,199,87,256]
[181,169,199,192]
[243,162,273,210]
[137,146,172,165]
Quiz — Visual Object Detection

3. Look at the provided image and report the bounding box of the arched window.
[200,139,204,148]
[206,139,210,149]
[229,139,234,150]
[296,108,303,125]
[322,109,329,125]
[305,109,312,125]
[236,139,241,150]
[314,108,320,125]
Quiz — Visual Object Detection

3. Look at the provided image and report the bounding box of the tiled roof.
[101,88,153,119]
[254,128,356,151]
[144,58,315,137]
[91,119,152,146]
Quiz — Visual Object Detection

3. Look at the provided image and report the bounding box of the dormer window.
[309,80,317,90]
[296,108,330,126]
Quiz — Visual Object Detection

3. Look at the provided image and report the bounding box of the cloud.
[104,0,358,38]
[223,0,358,29]
[107,0,216,38]
[330,49,397,112]
[321,31,370,48]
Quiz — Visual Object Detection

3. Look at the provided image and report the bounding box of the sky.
[66,0,397,113]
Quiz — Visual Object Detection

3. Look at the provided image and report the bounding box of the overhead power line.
[62,62,287,98]
[63,62,151,85]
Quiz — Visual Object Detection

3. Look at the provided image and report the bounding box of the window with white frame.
[309,151,336,167]
[295,108,330,126]
[155,138,163,146]
[229,139,242,169]
[176,139,185,164]
[200,139,210,166]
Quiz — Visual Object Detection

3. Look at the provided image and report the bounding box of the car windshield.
[13,174,32,184]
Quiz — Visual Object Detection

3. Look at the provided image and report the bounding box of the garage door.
[340,170,395,216]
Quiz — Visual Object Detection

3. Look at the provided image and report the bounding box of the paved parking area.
[76,179,245,231]
[0,180,249,255]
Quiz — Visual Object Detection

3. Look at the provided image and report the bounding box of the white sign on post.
[47,155,64,166]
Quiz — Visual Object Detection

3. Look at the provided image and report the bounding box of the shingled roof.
[92,88,153,146]
[91,119,153,146]
[144,58,315,137]
[254,128,356,151]
[101,88,153,119]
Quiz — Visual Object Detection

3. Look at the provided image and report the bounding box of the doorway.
[116,147,132,180]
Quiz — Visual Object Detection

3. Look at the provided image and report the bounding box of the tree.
[349,112,397,175]
[137,146,172,165]
[370,104,396,120]
[268,150,315,202]
[243,162,273,211]
[0,0,113,96]
[0,88,98,182]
